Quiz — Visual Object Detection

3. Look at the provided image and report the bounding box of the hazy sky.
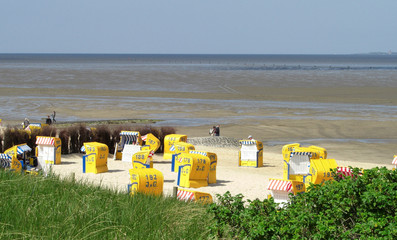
[1,0,396,54]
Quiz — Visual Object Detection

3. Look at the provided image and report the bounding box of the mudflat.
[2,84,397,165]
[2,55,396,200]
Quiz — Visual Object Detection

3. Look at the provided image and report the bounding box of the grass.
[54,119,161,128]
[1,120,175,154]
[0,170,212,239]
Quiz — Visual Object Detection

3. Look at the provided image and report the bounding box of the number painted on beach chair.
[82,142,108,174]
[163,134,188,160]
[177,153,210,188]
[129,168,163,196]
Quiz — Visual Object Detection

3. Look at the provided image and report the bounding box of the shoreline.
[2,118,396,166]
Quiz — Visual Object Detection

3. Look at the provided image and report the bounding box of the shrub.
[26,129,41,156]
[17,129,30,146]
[2,127,30,151]
[59,130,70,154]
[2,124,176,155]
[159,126,176,139]
[3,127,14,150]
[92,125,113,153]
[158,126,176,152]
[111,127,123,147]
[40,126,56,137]
[68,126,79,153]
[135,125,158,137]
[78,124,90,148]
[207,167,397,239]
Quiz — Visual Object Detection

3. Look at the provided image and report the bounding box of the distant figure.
[46,115,52,125]
[51,111,56,123]
[248,135,255,141]
[23,118,30,129]
[209,126,216,136]
[215,125,220,136]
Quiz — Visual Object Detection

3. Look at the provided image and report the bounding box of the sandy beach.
[48,140,391,202]
[2,54,397,201]
[2,84,397,201]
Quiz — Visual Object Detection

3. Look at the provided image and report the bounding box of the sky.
[1,0,396,54]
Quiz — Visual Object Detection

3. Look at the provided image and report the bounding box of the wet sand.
[2,55,397,201]
[2,84,397,166]
[2,85,397,201]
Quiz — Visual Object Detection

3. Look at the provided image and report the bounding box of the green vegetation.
[55,119,161,128]
[0,170,211,239]
[1,124,175,154]
[208,167,397,239]
[2,167,397,239]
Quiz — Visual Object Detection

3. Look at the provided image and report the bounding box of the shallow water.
[1,54,397,125]
[1,93,397,125]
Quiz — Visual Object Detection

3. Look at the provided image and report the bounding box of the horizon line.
[0,52,395,56]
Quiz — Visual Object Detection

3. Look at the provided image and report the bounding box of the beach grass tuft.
[0,169,211,239]
[58,129,70,154]
[0,122,175,154]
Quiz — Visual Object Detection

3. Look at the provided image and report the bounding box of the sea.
[1,53,397,126]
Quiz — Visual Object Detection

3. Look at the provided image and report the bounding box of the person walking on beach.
[46,115,52,125]
[51,111,56,123]
[209,126,216,136]
[23,118,30,129]
[215,125,220,136]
